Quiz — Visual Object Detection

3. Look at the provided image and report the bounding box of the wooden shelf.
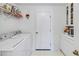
[11,12,23,18]
[0,4,23,18]
[65,25,74,27]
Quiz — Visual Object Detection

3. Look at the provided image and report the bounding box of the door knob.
[36,32,38,34]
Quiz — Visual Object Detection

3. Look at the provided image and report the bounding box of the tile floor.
[31,51,64,56]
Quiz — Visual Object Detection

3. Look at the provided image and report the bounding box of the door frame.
[34,9,54,51]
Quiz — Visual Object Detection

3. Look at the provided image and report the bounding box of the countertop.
[0,33,32,51]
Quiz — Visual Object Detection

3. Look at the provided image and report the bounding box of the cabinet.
[61,3,78,56]
[1,38,32,56]
[0,34,33,56]
[61,35,75,55]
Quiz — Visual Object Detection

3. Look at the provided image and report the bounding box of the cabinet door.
[13,38,32,52]
[61,36,75,55]
[1,38,32,56]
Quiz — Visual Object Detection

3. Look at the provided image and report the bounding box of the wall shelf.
[0,4,23,18]
[64,3,74,37]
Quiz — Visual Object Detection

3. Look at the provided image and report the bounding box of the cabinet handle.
[13,39,24,48]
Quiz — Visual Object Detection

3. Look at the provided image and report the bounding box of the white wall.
[73,4,79,49]
[52,6,66,51]
[0,3,66,51]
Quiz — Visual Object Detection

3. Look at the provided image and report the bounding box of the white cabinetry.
[1,34,33,56]
[61,3,79,56]
[61,35,75,55]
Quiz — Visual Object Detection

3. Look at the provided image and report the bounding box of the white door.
[36,12,52,50]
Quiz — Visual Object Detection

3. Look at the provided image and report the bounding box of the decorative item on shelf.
[26,14,30,19]
[66,6,69,25]
[0,6,2,15]
[73,50,79,56]
[11,5,23,18]
[3,3,12,14]
[71,3,73,24]
[1,3,23,18]
[11,6,15,14]
[64,26,70,33]
[64,26,74,37]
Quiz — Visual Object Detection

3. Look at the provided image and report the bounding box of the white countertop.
[0,33,32,51]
